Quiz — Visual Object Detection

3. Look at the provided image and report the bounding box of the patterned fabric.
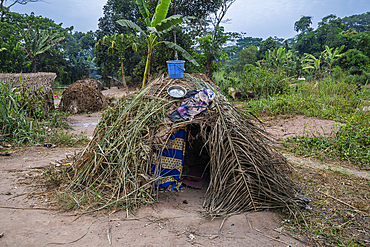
[151,129,187,191]
[177,88,216,120]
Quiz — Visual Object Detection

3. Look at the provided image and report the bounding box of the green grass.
[285,112,370,167]
[232,75,370,167]
[0,81,88,147]
[242,78,365,122]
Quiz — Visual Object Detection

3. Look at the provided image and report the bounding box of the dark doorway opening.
[182,124,210,189]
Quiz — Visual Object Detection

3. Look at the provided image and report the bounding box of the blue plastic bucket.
[167,60,185,79]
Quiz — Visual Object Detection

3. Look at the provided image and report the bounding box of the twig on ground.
[107,214,112,245]
[43,220,96,246]
[0,206,52,210]
[219,216,228,232]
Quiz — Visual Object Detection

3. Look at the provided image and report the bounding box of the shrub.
[232,65,288,98]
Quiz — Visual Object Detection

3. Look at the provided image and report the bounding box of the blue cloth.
[151,129,187,191]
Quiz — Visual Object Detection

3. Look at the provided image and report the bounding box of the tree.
[263,47,292,71]
[235,36,262,54]
[0,0,44,21]
[117,0,199,87]
[258,36,282,60]
[167,0,222,59]
[294,16,313,34]
[238,45,258,66]
[71,54,96,79]
[97,0,140,37]
[339,49,370,71]
[0,20,25,72]
[21,25,65,72]
[96,33,137,90]
[293,15,344,57]
[341,12,370,32]
[199,0,236,77]
[303,52,325,80]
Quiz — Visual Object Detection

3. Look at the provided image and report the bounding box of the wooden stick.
[0,206,52,211]
[320,191,370,217]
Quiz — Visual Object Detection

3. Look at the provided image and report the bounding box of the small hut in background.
[59,82,108,114]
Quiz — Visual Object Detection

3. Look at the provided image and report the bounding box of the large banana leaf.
[163,41,199,66]
[136,0,150,26]
[117,19,145,36]
[155,15,183,33]
[151,0,171,27]
[147,27,160,36]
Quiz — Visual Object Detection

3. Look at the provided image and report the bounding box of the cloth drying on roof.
[177,88,215,120]
[151,129,187,191]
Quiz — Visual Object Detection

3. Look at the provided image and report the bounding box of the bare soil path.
[0,146,302,246]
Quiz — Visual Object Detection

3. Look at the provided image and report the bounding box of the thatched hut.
[59,82,108,114]
[0,72,56,113]
[64,74,304,217]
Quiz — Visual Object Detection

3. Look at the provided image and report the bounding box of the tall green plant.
[96,33,137,90]
[322,44,345,70]
[303,53,323,80]
[117,0,199,87]
[21,25,65,72]
[264,47,292,70]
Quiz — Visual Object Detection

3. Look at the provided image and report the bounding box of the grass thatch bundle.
[59,82,108,114]
[63,73,302,217]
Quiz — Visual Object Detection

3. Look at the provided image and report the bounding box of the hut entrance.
[182,124,210,189]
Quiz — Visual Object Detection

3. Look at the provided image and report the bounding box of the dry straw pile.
[63,73,302,217]
[59,82,108,114]
[74,78,104,91]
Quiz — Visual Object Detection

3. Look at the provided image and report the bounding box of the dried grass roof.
[64,73,301,217]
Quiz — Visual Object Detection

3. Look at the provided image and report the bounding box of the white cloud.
[223,0,370,39]
[11,0,107,32]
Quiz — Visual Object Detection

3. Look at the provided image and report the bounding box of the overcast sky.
[10,0,370,39]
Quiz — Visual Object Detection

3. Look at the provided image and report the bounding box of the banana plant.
[71,54,96,79]
[21,25,65,72]
[117,0,199,87]
[322,45,345,70]
[303,53,323,80]
[95,33,137,91]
